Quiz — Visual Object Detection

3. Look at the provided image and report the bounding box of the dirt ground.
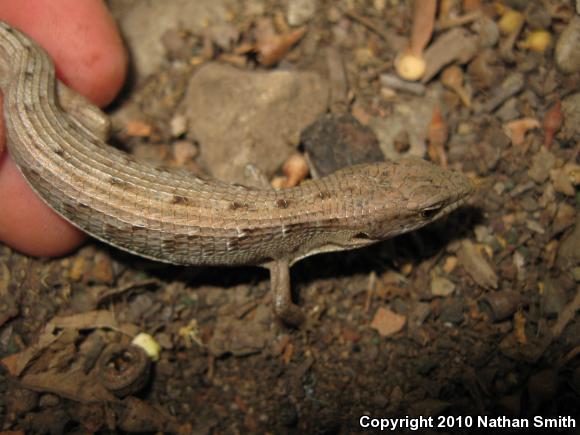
[1,0,579,433]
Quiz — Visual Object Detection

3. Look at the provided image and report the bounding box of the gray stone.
[182,63,328,182]
[287,0,317,26]
[110,0,237,80]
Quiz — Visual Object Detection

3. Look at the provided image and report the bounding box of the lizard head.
[350,157,474,242]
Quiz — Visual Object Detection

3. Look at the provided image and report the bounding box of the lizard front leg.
[265,260,305,326]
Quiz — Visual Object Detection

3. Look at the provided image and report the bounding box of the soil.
[1,1,579,434]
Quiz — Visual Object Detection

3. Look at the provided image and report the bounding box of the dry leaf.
[254,18,307,66]
[543,101,563,147]
[504,118,540,147]
[457,239,498,289]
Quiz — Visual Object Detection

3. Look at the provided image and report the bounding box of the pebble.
[287,0,317,26]
[562,93,580,140]
[430,276,456,297]
[542,277,566,316]
[553,203,576,234]
[301,114,383,177]
[555,16,580,74]
[370,307,406,337]
[170,114,188,137]
[478,290,523,322]
[572,267,580,282]
[528,148,556,183]
[439,298,465,324]
[171,140,198,165]
[550,168,576,196]
[556,216,580,269]
[183,63,327,182]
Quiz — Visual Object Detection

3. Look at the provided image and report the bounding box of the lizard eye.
[421,205,443,219]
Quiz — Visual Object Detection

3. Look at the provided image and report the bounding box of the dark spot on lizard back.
[318,191,331,200]
[109,176,126,186]
[276,199,289,209]
[21,166,40,179]
[230,201,249,210]
[171,195,194,205]
[53,147,65,157]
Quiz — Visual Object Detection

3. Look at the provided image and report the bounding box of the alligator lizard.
[0,22,473,325]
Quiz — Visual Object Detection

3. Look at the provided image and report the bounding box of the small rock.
[439,299,465,324]
[542,276,566,317]
[562,93,580,140]
[496,98,520,122]
[553,202,576,234]
[408,302,432,327]
[478,290,524,322]
[473,15,500,48]
[115,0,233,80]
[555,16,580,74]
[183,63,328,182]
[89,252,115,284]
[479,73,524,113]
[170,114,188,137]
[171,140,198,165]
[513,250,526,281]
[373,0,386,12]
[301,114,383,177]
[430,276,456,297]
[208,305,273,356]
[528,148,556,183]
[564,162,580,185]
[442,256,458,274]
[525,3,552,30]
[125,120,153,138]
[244,0,265,16]
[155,332,174,350]
[572,267,580,281]
[556,215,580,269]
[206,24,239,51]
[161,29,196,61]
[370,307,406,337]
[550,168,576,196]
[287,0,317,26]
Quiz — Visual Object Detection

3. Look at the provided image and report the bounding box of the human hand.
[0,0,127,256]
